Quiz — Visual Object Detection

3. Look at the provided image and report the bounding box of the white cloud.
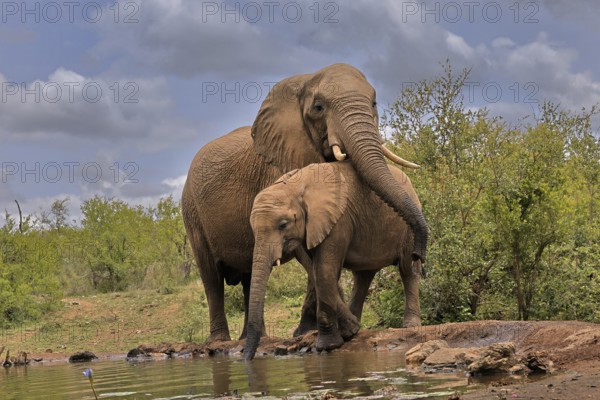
[0,68,195,152]
[162,175,187,191]
[446,32,476,60]
[486,33,600,112]
[491,37,516,49]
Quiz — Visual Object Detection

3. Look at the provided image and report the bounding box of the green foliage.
[0,195,195,326]
[267,260,308,301]
[174,291,208,343]
[224,284,246,316]
[81,196,154,292]
[378,60,600,324]
[0,231,63,325]
[371,269,405,328]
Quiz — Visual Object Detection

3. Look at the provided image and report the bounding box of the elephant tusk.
[332,145,347,161]
[382,145,421,169]
[275,259,281,267]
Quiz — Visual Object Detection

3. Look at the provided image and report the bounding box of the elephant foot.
[338,314,360,341]
[206,330,231,343]
[293,320,318,337]
[316,331,344,352]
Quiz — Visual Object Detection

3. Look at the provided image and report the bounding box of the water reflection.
[1,351,467,399]
[211,358,232,396]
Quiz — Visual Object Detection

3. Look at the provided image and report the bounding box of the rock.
[139,343,176,355]
[423,347,474,370]
[68,351,97,363]
[229,345,244,356]
[523,351,554,374]
[175,349,194,358]
[455,349,482,367]
[406,340,449,364]
[509,363,531,375]
[299,346,311,354]
[126,348,151,360]
[467,342,517,374]
[274,345,288,356]
[207,346,225,356]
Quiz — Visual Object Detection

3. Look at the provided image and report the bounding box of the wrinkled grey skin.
[244,162,423,360]
[182,64,428,343]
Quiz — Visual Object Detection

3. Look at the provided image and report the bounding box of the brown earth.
[4,320,600,399]
[237,320,600,399]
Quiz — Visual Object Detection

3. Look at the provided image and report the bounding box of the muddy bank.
[7,320,600,398]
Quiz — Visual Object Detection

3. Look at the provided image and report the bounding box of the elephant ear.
[251,74,325,171]
[302,164,349,249]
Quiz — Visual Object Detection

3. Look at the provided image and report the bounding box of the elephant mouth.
[320,132,345,162]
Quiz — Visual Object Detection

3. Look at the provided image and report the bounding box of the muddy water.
[1,351,472,399]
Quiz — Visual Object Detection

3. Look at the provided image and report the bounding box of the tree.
[382,62,597,322]
[50,198,70,232]
[383,61,504,322]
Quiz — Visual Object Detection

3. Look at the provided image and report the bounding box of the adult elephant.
[244,162,423,360]
[182,64,428,342]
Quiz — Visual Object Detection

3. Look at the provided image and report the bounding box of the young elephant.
[244,162,423,360]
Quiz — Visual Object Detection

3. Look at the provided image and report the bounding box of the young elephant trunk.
[244,240,279,361]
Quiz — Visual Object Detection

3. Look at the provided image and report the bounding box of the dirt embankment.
[207,320,600,399]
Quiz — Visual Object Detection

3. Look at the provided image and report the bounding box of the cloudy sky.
[1,0,599,225]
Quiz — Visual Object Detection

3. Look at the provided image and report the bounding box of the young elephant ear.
[251,74,325,171]
[302,164,349,249]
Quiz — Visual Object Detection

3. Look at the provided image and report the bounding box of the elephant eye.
[313,102,324,113]
[372,101,377,108]
[278,220,288,231]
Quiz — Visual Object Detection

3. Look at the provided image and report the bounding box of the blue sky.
[1,0,599,225]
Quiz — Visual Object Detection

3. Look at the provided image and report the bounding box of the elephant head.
[244,164,349,360]
[251,64,428,264]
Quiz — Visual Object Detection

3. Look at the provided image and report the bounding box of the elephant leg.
[398,256,421,327]
[294,276,318,336]
[293,248,318,336]
[294,263,348,338]
[313,242,359,351]
[337,295,360,341]
[348,269,377,321]
[187,221,231,343]
[199,263,230,342]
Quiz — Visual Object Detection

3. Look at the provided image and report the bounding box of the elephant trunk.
[244,238,280,361]
[334,96,429,263]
